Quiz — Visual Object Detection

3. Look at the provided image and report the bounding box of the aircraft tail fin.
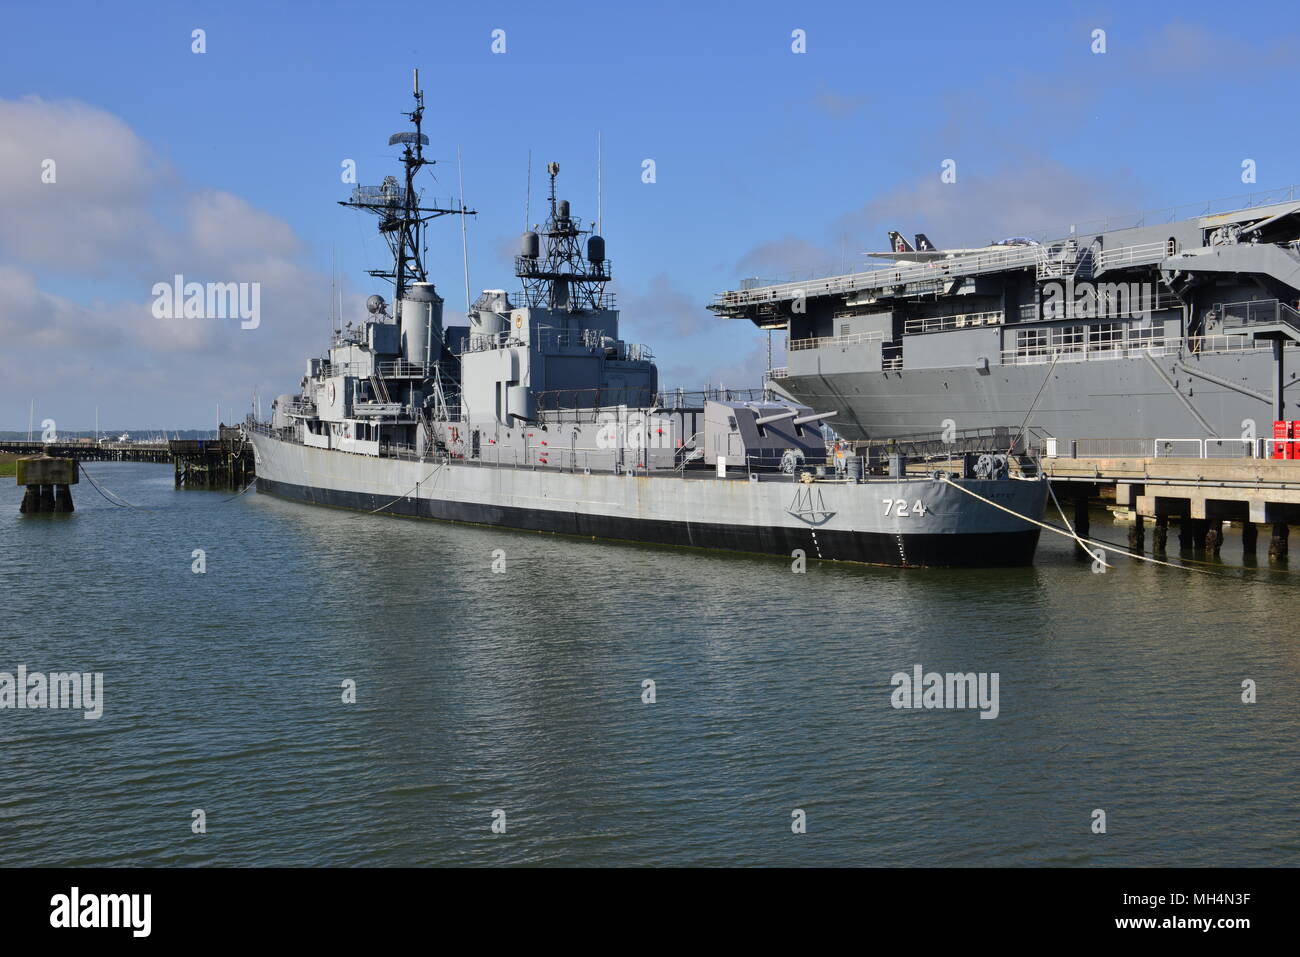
[887,230,914,253]
[914,233,937,251]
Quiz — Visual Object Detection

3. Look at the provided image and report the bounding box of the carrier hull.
[776,347,1290,444]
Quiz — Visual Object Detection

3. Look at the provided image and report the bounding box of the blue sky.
[3,0,1299,428]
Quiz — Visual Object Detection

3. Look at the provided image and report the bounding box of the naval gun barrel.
[752,409,798,426]
[792,411,837,426]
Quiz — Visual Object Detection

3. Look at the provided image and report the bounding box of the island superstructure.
[711,191,1300,446]
[245,78,1048,567]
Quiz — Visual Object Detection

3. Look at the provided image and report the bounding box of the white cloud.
[0,95,332,427]
[0,95,166,273]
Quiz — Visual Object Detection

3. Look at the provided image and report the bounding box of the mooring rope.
[77,462,152,512]
[940,476,1228,578]
[354,460,447,516]
[78,461,257,510]
[215,476,258,503]
[1044,474,1108,567]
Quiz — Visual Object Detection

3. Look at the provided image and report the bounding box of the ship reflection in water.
[2,464,1296,866]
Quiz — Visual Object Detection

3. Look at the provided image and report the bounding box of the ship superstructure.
[711,191,1300,448]
[246,80,1048,567]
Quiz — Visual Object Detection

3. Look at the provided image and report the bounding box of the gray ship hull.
[247,431,1048,567]
[778,348,1291,444]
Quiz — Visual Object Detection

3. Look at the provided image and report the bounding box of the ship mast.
[339,69,476,303]
[516,161,610,311]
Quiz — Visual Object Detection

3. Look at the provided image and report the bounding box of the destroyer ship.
[712,190,1300,450]
[245,78,1048,567]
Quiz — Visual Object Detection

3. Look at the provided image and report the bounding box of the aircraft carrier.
[244,77,1048,567]
[711,190,1300,449]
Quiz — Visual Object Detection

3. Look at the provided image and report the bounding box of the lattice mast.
[516,162,610,311]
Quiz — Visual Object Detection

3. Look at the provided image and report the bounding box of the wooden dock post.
[168,426,253,492]
[1073,490,1090,539]
[1269,522,1289,562]
[1242,521,1258,558]
[1204,518,1223,555]
[1128,513,1145,552]
[1152,514,1168,553]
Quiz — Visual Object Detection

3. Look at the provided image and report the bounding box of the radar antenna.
[515,161,611,311]
[338,69,477,302]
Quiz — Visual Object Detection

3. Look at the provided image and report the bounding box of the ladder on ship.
[369,373,393,405]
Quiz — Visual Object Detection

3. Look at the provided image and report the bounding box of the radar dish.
[389,132,430,147]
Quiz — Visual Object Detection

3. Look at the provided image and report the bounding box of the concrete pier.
[15,456,78,514]
[1047,455,1300,564]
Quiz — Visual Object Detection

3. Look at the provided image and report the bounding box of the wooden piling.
[1242,521,1258,557]
[1204,518,1223,555]
[1152,514,1168,554]
[1128,513,1145,552]
[1269,522,1289,562]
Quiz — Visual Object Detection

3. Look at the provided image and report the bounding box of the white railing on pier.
[1061,437,1265,459]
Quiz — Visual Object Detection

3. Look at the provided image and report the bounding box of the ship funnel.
[400,282,443,367]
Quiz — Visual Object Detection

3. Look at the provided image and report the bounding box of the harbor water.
[2,462,1296,866]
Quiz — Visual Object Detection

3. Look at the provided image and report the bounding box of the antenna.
[596,131,603,235]
[458,145,471,311]
[413,67,419,96]
[524,149,532,231]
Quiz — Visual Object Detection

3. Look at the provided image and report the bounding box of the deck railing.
[788,330,884,352]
